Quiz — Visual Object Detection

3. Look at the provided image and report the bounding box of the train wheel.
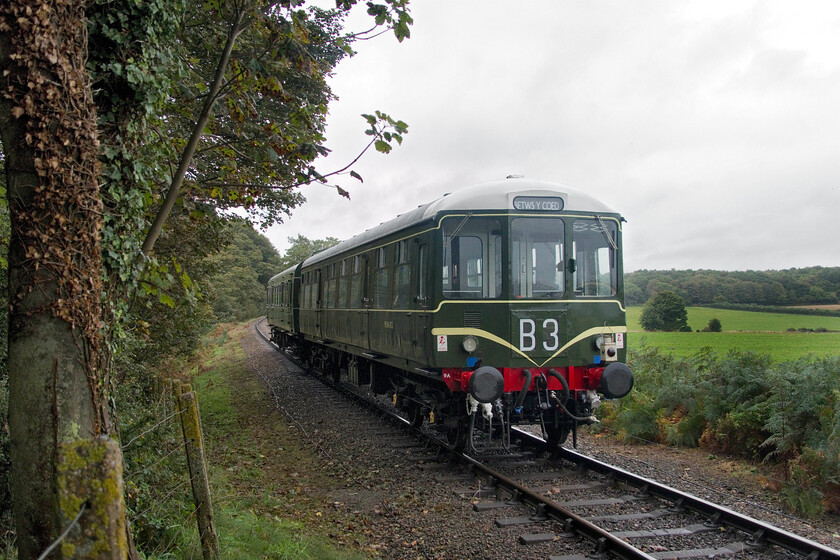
[445,418,468,452]
[405,401,425,428]
[331,365,341,384]
[545,422,570,448]
[544,409,570,448]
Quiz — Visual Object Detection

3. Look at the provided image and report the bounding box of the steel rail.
[512,427,840,560]
[457,452,656,560]
[255,319,653,559]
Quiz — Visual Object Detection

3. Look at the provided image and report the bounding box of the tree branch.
[140,8,248,257]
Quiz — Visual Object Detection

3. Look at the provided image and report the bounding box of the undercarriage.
[272,328,599,454]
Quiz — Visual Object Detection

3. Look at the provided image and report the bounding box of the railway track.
[253,319,840,559]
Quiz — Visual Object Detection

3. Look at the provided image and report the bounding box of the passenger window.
[510,218,564,299]
[442,216,501,299]
[572,219,617,297]
[443,236,482,298]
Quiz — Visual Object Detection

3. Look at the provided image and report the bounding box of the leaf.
[159,293,175,308]
[308,167,327,183]
[336,185,351,199]
[12,106,24,119]
[374,140,391,153]
[366,4,388,25]
[394,19,410,42]
[350,170,363,183]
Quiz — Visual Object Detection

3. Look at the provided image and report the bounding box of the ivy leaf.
[159,293,175,308]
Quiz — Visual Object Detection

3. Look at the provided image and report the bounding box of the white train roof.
[421,178,617,216]
[299,178,620,268]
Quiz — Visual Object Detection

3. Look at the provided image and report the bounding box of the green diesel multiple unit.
[267,178,633,451]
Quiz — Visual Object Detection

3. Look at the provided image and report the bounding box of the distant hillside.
[625,267,840,308]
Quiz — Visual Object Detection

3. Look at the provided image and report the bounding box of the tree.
[278,234,340,270]
[640,290,689,332]
[625,268,840,307]
[207,222,284,322]
[0,154,9,534]
[704,318,722,332]
[1,0,412,556]
[140,0,411,257]
[1,1,114,557]
[624,281,644,305]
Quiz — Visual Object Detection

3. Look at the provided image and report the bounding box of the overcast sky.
[264,0,840,272]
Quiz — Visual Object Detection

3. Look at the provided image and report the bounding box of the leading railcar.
[267,178,633,452]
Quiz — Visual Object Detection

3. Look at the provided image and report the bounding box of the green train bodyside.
[266,263,300,348]
[267,179,630,401]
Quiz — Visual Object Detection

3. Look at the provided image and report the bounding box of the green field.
[626,307,840,362]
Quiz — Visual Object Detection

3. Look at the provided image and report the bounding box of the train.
[266,177,633,452]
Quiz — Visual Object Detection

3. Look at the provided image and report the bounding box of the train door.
[361,255,371,349]
[346,255,368,351]
[412,243,431,364]
[313,268,323,338]
[291,271,301,334]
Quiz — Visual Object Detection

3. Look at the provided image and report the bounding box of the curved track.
[254,319,840,560]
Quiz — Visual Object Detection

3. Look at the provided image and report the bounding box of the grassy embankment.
[606,307,840,515]
[626,306,840,362]
[171,323,369,560]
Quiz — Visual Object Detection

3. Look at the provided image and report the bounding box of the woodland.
[0,0,409,558]
[626,267,840,308]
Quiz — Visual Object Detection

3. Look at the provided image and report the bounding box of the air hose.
[547,369,597,423]
[514,369,533,412]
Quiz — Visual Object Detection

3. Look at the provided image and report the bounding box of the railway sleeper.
[283,337,599,456]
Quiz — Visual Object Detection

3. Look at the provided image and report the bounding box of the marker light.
[462,336,479,353]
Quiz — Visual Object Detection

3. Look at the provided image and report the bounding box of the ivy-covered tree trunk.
[0,1,114,558]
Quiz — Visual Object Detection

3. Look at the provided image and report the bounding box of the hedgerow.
[601,344,840,515]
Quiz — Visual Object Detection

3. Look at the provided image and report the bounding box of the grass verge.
[174,322,370,560]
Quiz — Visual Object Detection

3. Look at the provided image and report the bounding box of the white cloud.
[266,0,840,272]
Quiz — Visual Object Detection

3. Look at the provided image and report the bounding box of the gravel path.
[243,320,840,558]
